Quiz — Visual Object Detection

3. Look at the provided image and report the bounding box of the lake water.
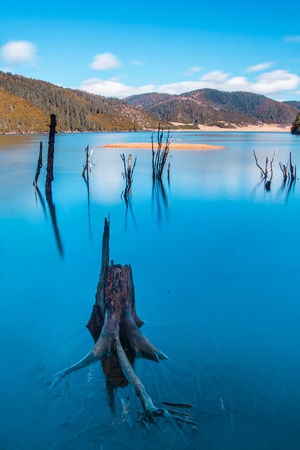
[1,130,300,449]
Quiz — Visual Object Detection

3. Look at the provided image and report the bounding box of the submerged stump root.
[51,218,195,431]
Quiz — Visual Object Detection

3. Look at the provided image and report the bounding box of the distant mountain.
[1,71,299,134]
[125,89,300,128]
[0,71,161,133]
[283,100,300,110]
[123,92,173,109]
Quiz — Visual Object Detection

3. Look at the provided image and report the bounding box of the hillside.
[284,100,300,110]
[1,71,300,134]
[125,89,300,129]
[0,72,161,133]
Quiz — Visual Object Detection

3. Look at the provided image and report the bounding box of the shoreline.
[170,123,291,133]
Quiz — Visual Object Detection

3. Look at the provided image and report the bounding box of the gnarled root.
[50,352,97,389]
[115,338,196,432]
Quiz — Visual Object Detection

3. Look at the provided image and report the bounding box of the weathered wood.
[151,125,171,180]
[82,145,93,179]
[45,114,57,195]
[51,217,165,382]
[253,150,276,191]
[51,218,195,431]
[121,153,136,203]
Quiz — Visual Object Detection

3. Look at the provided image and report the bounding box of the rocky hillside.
[0,71,161,133]
[125,89,300,129]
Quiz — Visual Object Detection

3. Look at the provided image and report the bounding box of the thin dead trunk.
[121,153,136,203]
[33,141,43,188]
[152,125,171,180]
[45,114,57,195]
[253,150,276,190]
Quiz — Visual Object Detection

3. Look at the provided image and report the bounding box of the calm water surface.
[1,131,300,449]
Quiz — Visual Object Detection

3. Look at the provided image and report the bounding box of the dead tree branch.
[253,150,276,191]
[152,125,172,180]
[121,153,137,203]
[82,145,93,179]
[253,150,267,179]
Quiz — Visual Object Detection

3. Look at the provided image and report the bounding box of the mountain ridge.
[0,71,299,133]
[124,89,300,129]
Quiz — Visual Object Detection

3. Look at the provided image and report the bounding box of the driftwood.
[51,218,195,431]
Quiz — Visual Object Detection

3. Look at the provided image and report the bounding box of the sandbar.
[102,143,224,150]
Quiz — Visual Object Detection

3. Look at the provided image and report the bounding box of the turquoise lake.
[1,130,300,449]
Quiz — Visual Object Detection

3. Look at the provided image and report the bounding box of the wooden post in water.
[45,114,57,195]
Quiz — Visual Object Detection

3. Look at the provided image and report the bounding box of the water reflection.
[82,146,93,240]
[34,184,47,214]
[33,180,64,257]
[121,153,137,230]
[152,178,169,224]
[45,189,64,257]
[279,175,297,203]
[123,197,137,231]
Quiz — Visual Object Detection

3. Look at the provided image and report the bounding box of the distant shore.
[170,123,291,133]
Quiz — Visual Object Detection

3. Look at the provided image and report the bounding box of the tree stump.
[51,218,196,432]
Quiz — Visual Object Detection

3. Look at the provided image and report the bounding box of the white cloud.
[246,62,275,72]
[251,70,299,94]
[1,41,37,65]
[80,69,300,99]
[89,52,121,70]
[80,77,155,98]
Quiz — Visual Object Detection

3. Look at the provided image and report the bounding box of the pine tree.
[291,112,300,135]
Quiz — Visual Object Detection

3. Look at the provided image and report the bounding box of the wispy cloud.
[0,41,37,65]
[80,77,155,98]
[284,35,300,43]
[89,52,121,70]
[251,70,299,94]
[246,62,275,73]
[80,69,300,99]
[184,66,202,76]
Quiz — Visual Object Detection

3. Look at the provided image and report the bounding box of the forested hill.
[124,89,300,128]
[1,71,300,133]
[0,72,160,133]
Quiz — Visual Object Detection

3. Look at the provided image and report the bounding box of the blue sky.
[1,0,300,101]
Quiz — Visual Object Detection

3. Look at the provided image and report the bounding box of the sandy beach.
[170,123,291,132]
[102,142,224,150]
